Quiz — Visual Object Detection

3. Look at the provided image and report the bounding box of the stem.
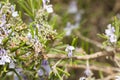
[13,69,22,80]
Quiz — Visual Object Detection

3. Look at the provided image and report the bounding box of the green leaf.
[71,37,78,46]
[56,67,70,76]
[2,37,9,45]
[10,46,19,52]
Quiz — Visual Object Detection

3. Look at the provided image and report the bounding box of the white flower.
[0,14,6,27]
[42,0,53,13]
[0,49,11,65]
[109,34,117,43]
[65,45,75,57]
[27,32,32,40]
[42,0,50,8]
[11,5,15,12]
[12,11,18,17]
[84,68,92,77]
[68,1,78,14]
[105,24,115,37]
[38,69,44,76]
[9,61,15,69]
[2,56,11,63]
[64,22,74,36]
[105,24,117,43]
[65,46,75,52]
[45,5,53,13]
[0,58,5,65]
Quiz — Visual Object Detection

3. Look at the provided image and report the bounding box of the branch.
[47,51,115,60]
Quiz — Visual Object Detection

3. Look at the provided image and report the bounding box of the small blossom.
[42,0,50,8]
[41,60,51,75]
[45,5,53,13]
[27,32,32,40]
[0,48,11,65]
[65,45,75,57]
[84,60,93,77]
[109,34,117,43]
[68,1,78,14]
[9,61,15,69]
[42,0,53,13]
[105,24,117,43]
[105,24,115,37]
[12,11,18,17]
[38,69,44,76]
[84,68,92,77]
[0,14,6,27]
[64,22,74,36]
[15,68,27,80]
[11,5,15,12]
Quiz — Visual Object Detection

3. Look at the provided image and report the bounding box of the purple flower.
[83,60,93,77]
[84,68,92,77]
[11,5,15,12]
[68,1,78,14]
[15,68,27,80]
[0,14,6,27]
[105,24,117,43]
[0,48,11,65]
[105,24,115,37]
[67,50,73,57]
[38,69,44,76]
[42,0,53,13]
[65,45,75,58]
[41,60,51,75]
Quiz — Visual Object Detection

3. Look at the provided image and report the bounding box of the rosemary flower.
[41,59,51,75]
[42,0,53,13]
[65,45,75,57]
[0,48,11,65]
[105,24,117,43]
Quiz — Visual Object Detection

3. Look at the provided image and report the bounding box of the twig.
[47,51,115,60]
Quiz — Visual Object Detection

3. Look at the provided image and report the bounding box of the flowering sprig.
[105,24,117,43]
[79,60,93,80]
